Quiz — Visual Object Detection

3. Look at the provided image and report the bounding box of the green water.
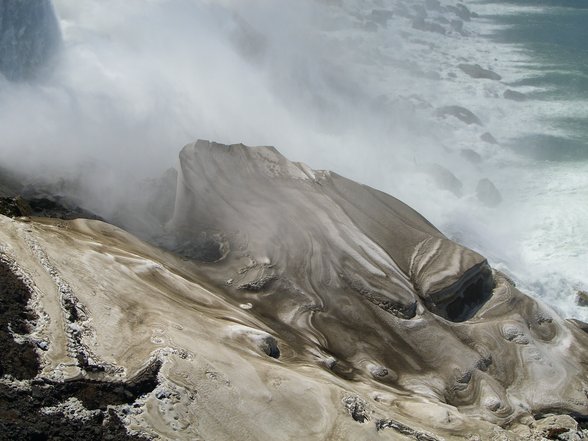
[479,0,588,160]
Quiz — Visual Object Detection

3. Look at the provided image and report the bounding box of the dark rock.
[238,275,277,292]
[425,0,441,11]
[363,21,379,32]
[0,0,62,81]
[534,415,579,440]
[425,262,494,322]
[0,196,31,217]
[369,9,394,26]
[342,396,369,423]
[447,4,473,21]
[376,418,440,440]
[229,15,267,62]
[436,105,482,125]
[412,17,446,35]
[0,261,40,379]
[1,190,101,221]
[259,335,280,359]
[0,390,149,441]
[458,63,502,81]
[460,149,483,164]
[577,291,588,307]
[26,196,102,221]
[426,164,463,197]
[481,132,498,144]
[476,178,502,207]
[0,260,155,440]
[342,272,417,319]
[569,319,588,333]
[504,89,527,102]
[451,19,464,33]
[172,233,226,262]
[411,5,427,20]
[393,4,412,19]
[368,365,389,378]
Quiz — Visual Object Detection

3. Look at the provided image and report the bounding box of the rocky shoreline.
[0,142,587,440]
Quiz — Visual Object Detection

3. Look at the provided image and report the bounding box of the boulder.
[426,164,464,197]
[476,178,502,207]
[0,0,61,81]
[504,89,527,102]
[1,141,587,440]
[436,105,482,125]
[460,149,483,164]
[458,63,502,81]
[481,132,498,144]
[577,291,588,307]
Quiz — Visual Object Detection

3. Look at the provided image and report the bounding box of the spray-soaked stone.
[0,0,61,81]
[476,178,502,207]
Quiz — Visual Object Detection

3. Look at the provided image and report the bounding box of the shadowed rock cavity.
[0,0,61,81]
[423,262,494,322]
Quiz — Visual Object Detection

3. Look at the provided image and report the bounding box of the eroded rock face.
[1,141,587,440]
[167,142,588,431]
[0,0,61,81]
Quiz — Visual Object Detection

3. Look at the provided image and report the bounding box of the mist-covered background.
[1,0,586,320]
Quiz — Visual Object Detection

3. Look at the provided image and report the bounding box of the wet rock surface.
[0,196,32,218]
[0,141,587,440]
[0,260,156,440]
[0,386,149,441]
[436,105,483,125]
[504,89,527,102]
[0,191,101,221]
[0,0,61,81]
[458,63,502,81]
[481,132,498,144]
[0,260,40,380]
[576,291,588,307]
[426,163,464,197]
[476,178,502,207]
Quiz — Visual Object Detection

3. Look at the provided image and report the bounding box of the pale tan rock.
[1,141,587,440]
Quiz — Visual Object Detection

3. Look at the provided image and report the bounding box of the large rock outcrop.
[0,141,587,440]
[0,0,61,81]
